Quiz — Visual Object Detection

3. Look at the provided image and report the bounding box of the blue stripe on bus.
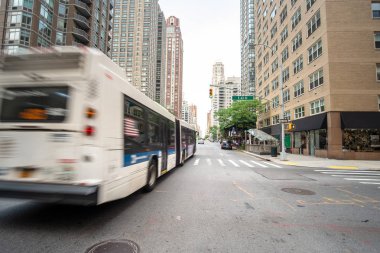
[124,150,162,167]
[168,148,176,155]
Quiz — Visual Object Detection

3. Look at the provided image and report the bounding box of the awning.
[293,112,327,132]
[341,112,380,129]
[248,129,279,142]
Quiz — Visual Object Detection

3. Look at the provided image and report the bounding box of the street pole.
[279,62,287,161]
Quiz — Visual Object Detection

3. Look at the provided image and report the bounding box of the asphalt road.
[0,141,379,253]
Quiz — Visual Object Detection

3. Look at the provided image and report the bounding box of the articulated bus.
[0,47,196,205]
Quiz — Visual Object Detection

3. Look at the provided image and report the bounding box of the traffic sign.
[279,118,290,123]
[232,96,254,101]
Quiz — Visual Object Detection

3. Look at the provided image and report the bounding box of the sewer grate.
[86,240,139,253]
[281,188,315,195]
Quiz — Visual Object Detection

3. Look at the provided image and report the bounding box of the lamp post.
[253,43,287,161]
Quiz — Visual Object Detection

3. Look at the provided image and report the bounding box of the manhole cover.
[281,188,315,195]
[86,240,139,253]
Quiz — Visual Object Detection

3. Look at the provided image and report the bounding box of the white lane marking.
[206,159,212,165]
[229,160,240,167]
[239,160,254,167]
[262,162,282,168]
[322,172,380,176]
[194,158,200,166]
[359,182,380,185]
[332,175,380,178]
[218,159,226,167]
[250,160,268,168]
[344,178,380,181]
[315,170,373,172]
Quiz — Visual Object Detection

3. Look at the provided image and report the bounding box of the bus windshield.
[0,86,70,123]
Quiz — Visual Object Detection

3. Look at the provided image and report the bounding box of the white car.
[198,139,205,144]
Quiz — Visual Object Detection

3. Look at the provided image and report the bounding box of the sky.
[159,0,241,136]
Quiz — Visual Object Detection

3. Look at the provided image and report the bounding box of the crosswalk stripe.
[250,160,268,168]
[332,175,380,178]
[344,178,380,181]
[229,160,240,167]
[194,158,200,166]
[206,159,212,165]
[239,160,254,167]
[359,182,380,185]
[262,162,282,168]
[218,159,226,167]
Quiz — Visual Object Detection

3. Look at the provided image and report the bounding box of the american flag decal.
[124,117,139,137]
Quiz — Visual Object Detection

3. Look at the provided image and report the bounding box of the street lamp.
[253,43,287,161]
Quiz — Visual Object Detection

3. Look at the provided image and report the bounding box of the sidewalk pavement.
[243,151,380,170]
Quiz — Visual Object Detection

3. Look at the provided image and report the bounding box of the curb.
[242,151,272,161]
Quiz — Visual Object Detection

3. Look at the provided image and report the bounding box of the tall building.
[211,62,225,126]
[182,100,189,122]
[255,0,380,160]
[222,76,242,109]
[0,0,113,56]
[111,0,159,100]
[240,0,255,96]
[155,7,166,106]
[165,16,183,118]
[189,104,197,125]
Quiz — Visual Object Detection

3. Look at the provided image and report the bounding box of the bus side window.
[124,97,146,152]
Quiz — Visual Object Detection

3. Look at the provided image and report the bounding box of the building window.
[272,115,280,125]
[265,85,270,97]
[283,89,290,103]
[372,2,380,18]
[271,58,278,73]
[271,6,277,21]
[308,39,323,63]
[306,0,316,11]
[272,77,279,90]
[309,68,324,90]
[282,67,290,83]
[293,56,303,74]
[280,26,288,44]
[264,118,271,127]
[292,32,302,52]
[284,111,291,120]
[271,41,278,55]
[271,23,278,39]
[294,106,305,119]
[310,98,325,115]
[280,6,287,24]
[6,28,20,41]
[375,32,380,49]
[272,96,280,109]
[294,80,305,97]
[264,103,271,113]
[307,11,321,37]
[281,46,289,62]
[378,95,380,110]
[291,0,298,6]
[291,8,301,30]
[377,63,380,81]
[264,69,270,81]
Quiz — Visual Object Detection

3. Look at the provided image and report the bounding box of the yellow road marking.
[327,166,358,170]
[284,162,298,166]
[232,181,254,199]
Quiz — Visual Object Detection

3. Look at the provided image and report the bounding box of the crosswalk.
[315,169,380,189]
[192,158,282,168]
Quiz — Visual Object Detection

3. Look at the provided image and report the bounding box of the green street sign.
[232,96,254,101]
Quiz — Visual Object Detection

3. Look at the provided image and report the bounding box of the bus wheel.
[144,162,157,192]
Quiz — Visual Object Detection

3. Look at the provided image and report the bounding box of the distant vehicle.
[221,140,233,150]
[0,47,197,205]
[198,139,205,144]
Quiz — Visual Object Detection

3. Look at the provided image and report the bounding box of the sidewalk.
[243,151,380,170]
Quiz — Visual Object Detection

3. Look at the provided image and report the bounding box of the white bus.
[0,47,196,205]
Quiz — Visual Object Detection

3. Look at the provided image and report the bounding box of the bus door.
[160,118,168,173]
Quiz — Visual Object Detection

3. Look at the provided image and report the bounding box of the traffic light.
[286,122,295,131]
[209,88,213,98]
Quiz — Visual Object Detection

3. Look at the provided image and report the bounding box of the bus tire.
[144,161,157,192]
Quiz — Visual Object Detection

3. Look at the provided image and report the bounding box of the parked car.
[221,140,232,150]
[198,139,205,144]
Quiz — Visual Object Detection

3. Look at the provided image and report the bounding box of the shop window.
[343,129,380,151]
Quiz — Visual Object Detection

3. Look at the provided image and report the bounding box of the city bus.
[0,47,196,205]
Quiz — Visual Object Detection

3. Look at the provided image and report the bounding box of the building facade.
[111,0,159,100]
[220,76,242,109]
[189,104,197,125]
[255,0,380,160]
[182,100,189,122]
[240,0,255,96]
[165,16,183,118]
[211,62,225,126]
[155,7,166,106]
[0,0,113,56]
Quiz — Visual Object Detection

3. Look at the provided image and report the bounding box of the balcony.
[73,14,90,30]
[73,0,91,17]
[72,27,89,43]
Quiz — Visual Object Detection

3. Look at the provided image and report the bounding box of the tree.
[216,100,262,137]
[209,126,218,141]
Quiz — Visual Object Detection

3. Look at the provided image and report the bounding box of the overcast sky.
[159,0,241,136]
